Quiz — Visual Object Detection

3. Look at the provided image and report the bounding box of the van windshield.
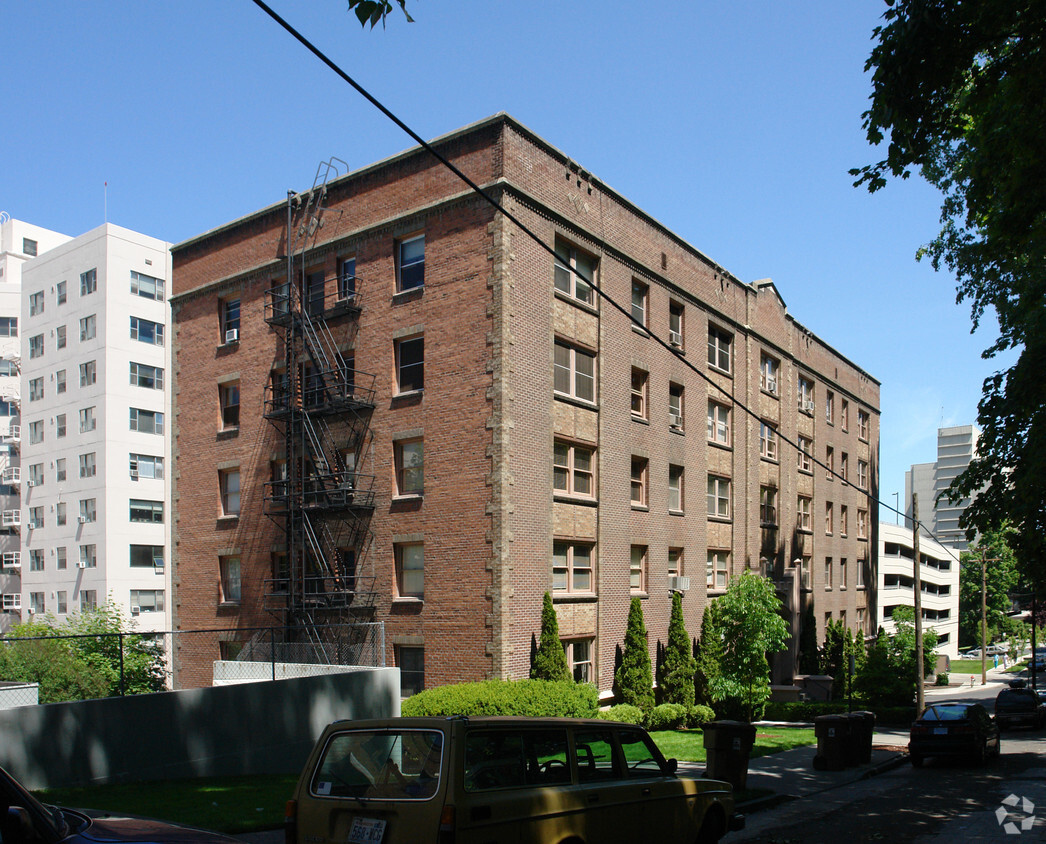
[311,729,444,801]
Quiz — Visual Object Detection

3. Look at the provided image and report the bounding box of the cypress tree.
[661,591,697,707]
[615,596,655,711]
[531,592,570,682]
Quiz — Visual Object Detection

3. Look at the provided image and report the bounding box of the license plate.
[933,727,948,735]
[348,817,386,843]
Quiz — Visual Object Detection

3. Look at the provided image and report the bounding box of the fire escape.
[262,159,378,651]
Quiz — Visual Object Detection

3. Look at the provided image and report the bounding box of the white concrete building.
[0,216,72,631]
[878,521,961,659]
[19,224,171,632]
[904,424,980,552]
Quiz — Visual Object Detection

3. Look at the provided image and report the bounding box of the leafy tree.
[695,604,723,709]
[797,603,819,675]
[706,572,790,722]
[346,0,414,27]
[890,605,940,681]
[660,592,697,708]
[854,1,1046,587]
[615,597,654,711]
[959,525,1020,648]
[854,628,913,708]
[531,592,570,682]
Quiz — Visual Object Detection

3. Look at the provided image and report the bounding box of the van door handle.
[642,788,652,796]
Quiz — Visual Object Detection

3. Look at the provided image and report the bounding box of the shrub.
[647,703,688,731]
[660,593,697,708]
[598,704,644,725]
[935,673,949,686]
[402,680,598,718]
[687,704,717,727]
[531,592,570,682]
[616,597,655,711]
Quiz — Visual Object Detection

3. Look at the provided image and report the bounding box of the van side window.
[574,730,621,782]
[465,729,570,791]
[619,729,667,777]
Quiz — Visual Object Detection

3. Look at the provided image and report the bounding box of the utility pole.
[981,550,988,685]
[913,493,924,715]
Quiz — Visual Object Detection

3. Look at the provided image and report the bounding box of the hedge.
[401,679,599,718]
[598,704,644,725]
[762,700,917,726]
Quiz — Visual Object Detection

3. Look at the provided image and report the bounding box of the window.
[553,542,593,593]
[669,301,685,349]
[396,235,425,291]
[79,545,97,568]
[0,359,15,376]
[840,505,849,537]
[57,591,67,613]
[219,382,240,428]
[28,507,43,529]
[395,543,424,599]
[56,459,66,483]
[759,421,778,460]
[28,377,43,401]
[28,464,43,486]
[56,325,66,348]
[798,376,814,413]
[79,314,96,341]
[130,316,164,345]
[840,452,849,484]
[553,341,595,403]
[29,550,44,572]
[305,271,325,317]
[57,281,67,305]
[130,589,165,613]
[668,548,684,581]
[220,556,241,604]
[668,383,684,430]
[630,457,648,507]
[397,646,425,697]
[29,334,43,358]
[631,368,648,419]
[29,291,44,316]
[221,298,240,343]
[30,593,45,614]
[0,400,14,416]
[707,400,730,445]
[857,557,867,588]
[79,360,97,387]
[825,445,834,479]
[707,324,732,372]
[2,595,21,611]
[56,502,67,526]
[565,640,593,683]
[857,508,868,539]
[394,439,424,496]
[630,279,648,328]
[395,335,424,393]
[707,550,729,591]
[79,590,98,611]
[553,441,594,498]
[80,406,97,432]
[668,464,684,513]
[760,486,778,526]
[825,501,834,535]
[129,499,164,523]
[56,370,66,393]
[760,354,779,394]
[79,499,97,523]
[707,475,730,518]
[130,545,165,568]
[858,409,870,440]
[553,237,595,305]
[28,420,43,444]
[857,460,869,490]
[220,469,241,516]
[130,362,163,390]
[129,407,163,434]
[825,390,835,424]
[23,238,38,257]
[79,452,97,478]
[797,495,812,531]
[840,558,848,589]
[824,557,833,589]
[131,270,164,301]
[800,555,812,589]
[630,545,648,593]
[0,318,16,337]
[338,256,356,301]
[80,268,97,296]
[841,399,849,431]
[797,435,813,472]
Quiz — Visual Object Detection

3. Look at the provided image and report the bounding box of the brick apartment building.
[169,114,880,695]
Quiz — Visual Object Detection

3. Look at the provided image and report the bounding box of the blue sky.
[4,0,1012,523]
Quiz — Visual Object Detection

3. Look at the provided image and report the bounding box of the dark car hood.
[75,815,240,844]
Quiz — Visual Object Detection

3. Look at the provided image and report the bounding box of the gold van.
[285,716,743,844]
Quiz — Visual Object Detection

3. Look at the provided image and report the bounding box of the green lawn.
[651,726,816,763]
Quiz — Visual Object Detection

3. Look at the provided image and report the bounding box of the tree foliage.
[531,592,570,683]
[346,0,414,28]
[615,597,654,712]
[855,0,1046,587]
[959,525,1020,647]
[660,592,697,708]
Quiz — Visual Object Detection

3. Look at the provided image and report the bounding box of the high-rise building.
[19,223,172,632]
[0,215,72,631]
[169,115,881,694]
[905,424,979,552]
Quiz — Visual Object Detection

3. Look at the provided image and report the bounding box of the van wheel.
[696,808,726,844]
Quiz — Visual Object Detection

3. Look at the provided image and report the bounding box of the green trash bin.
[813,714,850,771]
[702,720,757,791]
[849,711,876,765]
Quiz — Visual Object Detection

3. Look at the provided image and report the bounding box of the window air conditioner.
[765,376,777,393]
[77,561,87,569]
[803,400,815,413]
[225,328,239,344]
[669,413,683,429]
[77,516,88,524]
[669,331,683,348]
[668,576,691,592]
[129,469,139,479]
[130,606,141,615]
[26,480,35,488]
[27,607,35,614]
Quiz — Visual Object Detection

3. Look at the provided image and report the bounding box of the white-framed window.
[631,368,648,420]
[631,279,648,328]
[396,235,425,292]
[29,550,44,572]
[840,505,849,537]
[220,469,241,516]
[630,545,648,593]
[79,360,97,387]
[56,370,67,394]
[29,334,44,358]
[219,382,240,428]
[825,501,834,535]
[858,409,870,441]
[553,441,595,499]
[760,354,779,394]
[79,314,96,342]
[129,407,163,434]
[56,325,66,349]
[857,508,868,539]
[56,459,67,482]
[79,590,98,611]
[79,406,97,432]
[57,590,67,613]
[129,499,164,523]
[668,547,684,578]
[826,390,835,424]
[394,438,424,496]
[553,541,593,593]
[707,324,732,373]
[630,456,648,507]
[668,464,684,513]
[857,460,869,490]
[80,268,97,296]
[28,377,43,401]
[760,486,778,527]
[56,502,67,525]
[798,376,814,413]
[130,316,164,346]
[0,318,17,337]
[79,452,96,478]
[668,383,684,430]
[824,557,833,590]
[131,270,164,301]
[79,499,97,523]
[79,545,97,568]
[219,556,241,604]
[395,335,424,393]
[759,421,778,460]
[0,360,16,377]
[707,475,730,518]
[841,399,849,432]
[857,557,867,588]
[564,638,593,683]
[553,237,596,306]
[130,589,165,613]
[28,420,43,444]
[797,435,813,472]
[825,445,835,479]
[130,545,165,568]
[669,301,685,349]
[553,340,595,403]
[707,400,730,446]
[29,592,45,614]
[840,558,848,589]
[130,362,163,390]
[29,291,44,316]
[28,464,43,486]
[840,452,849,485]
[219,297,240,343]
[27,507,43,529]
[395,542,424,599]
[707,550,729,591]
[801,555,812,590]
[2,594,21,611]
[338,255,357,301]
[797,495,812,531]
